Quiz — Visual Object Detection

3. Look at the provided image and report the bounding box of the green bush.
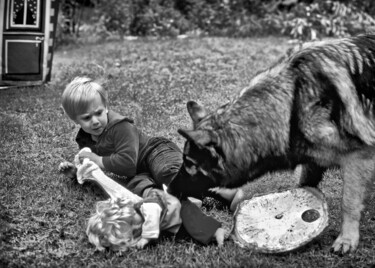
[92,0,134,37]
[90,0,191,37]
[63,0,273,40]
[177,0,269,37]
[56,0,375,44]
[265,1,375,41]
[131,0,191,36]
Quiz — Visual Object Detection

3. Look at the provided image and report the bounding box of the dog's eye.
[197,166,209,176]
[185,156,198,165]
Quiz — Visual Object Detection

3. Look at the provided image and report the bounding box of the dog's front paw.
[331,233,359,254]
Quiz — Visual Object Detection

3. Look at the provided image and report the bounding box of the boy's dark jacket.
[76,110,155,177]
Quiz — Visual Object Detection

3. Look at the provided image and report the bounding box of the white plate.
[231,187,329,253]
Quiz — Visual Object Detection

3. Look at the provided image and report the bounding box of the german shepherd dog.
[169,34,375,254]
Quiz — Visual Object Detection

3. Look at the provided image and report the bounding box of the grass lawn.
[1,36,375,268]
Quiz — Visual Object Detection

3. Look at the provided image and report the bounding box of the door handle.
[35,37,44,47]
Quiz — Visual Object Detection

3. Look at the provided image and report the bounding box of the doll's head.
[86,198,143,251]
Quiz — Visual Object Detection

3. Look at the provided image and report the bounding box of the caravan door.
[2,0,44,82]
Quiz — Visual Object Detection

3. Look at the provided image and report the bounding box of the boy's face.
[74,94,108,137]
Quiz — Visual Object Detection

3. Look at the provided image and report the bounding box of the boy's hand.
[214,227,226,247]
[78,151,103,168]
[135,238,150,249]
[58,161,77,179]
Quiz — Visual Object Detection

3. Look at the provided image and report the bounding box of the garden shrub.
[176,0,271,37]
[267,1,375,41]
[130,0,191,36]
[90,0,192,37]
[93,0,135,37]
[56,0,375,45]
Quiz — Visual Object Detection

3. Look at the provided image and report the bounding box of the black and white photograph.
[1,0,375,267]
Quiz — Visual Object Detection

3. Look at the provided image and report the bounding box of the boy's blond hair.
[62,77,108,120]
[86,198,142,252]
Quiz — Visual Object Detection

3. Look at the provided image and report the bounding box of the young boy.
[59,77,227,245]
[59,76,180,196]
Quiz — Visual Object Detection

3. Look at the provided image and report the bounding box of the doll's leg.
[179,198,223,245]
[125,172,157,198]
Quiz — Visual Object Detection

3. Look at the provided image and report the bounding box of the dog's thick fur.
[172,34,375,254]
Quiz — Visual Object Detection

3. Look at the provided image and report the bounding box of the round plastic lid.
[231,187,329,253]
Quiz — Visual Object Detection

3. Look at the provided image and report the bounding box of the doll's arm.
[140,202,163,240]
[133,202,163,249]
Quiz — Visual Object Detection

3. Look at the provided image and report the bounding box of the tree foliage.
[266,1,375,41]
[57,0,375,44]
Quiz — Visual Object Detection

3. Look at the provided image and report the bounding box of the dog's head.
[169,101,253,197]
[170,99,292,197]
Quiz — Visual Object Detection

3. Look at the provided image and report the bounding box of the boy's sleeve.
[180,199,222,245]
[102,122,139,177]
[140,203,163,239]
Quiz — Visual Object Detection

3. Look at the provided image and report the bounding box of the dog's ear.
[186,101,207,125]
[178,129,218,147]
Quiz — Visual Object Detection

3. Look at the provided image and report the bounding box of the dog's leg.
[296,163,326,188]
[332,150,375,254]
